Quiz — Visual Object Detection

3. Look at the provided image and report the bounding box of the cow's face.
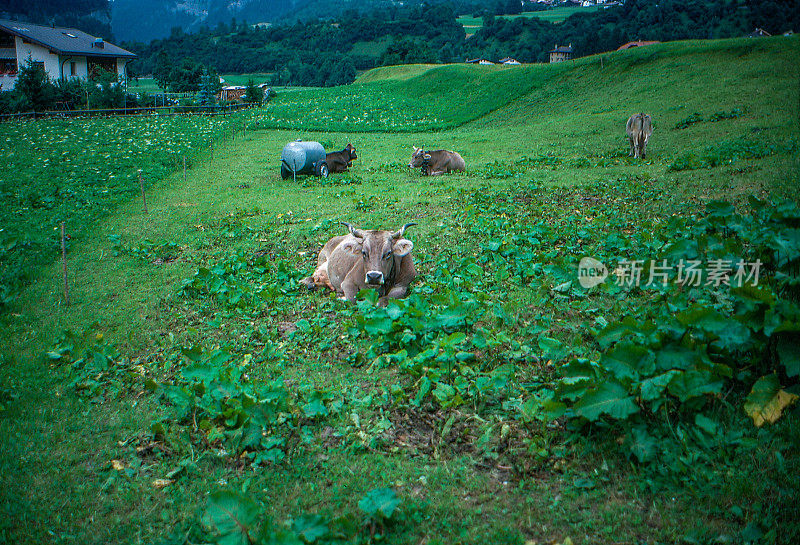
[408,146,431,168]
[346,143,358,161]
[341,223,415,287]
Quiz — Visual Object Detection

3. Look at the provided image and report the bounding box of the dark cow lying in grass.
[301,222,416,305]
[408,146,465,175]
[626,113,654,159]
[326,144,358,173]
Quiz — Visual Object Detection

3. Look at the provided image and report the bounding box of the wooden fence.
[0,102,254,121]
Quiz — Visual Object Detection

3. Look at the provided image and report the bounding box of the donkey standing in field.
[626,113,654,159]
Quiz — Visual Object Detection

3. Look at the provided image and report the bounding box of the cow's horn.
[392,222,417,239]
[341,221,365,239]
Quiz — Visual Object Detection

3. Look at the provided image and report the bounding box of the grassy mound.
[254,36,798,135]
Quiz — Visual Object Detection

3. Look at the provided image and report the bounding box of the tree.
[53,77,86,110]
[197,69,216,105]
[380,37,436,66]
[89,68,125,108]
[243,78,262,104]
[269,66,291,87]
[438,42,459,63]
[153,51,172,91]
[15,57,55,111]
[168,58,203,92]
[505,0,523,16]
[327,57,356,86]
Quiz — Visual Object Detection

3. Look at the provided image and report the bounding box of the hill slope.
[253,36,799,136]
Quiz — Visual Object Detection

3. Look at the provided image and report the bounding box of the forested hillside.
[468,0,798,63]
[127,0,799,87]
[129,4,465,87]
[109,0,487,43]
[0,0,112,39]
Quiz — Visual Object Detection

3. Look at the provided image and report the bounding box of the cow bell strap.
[421,155,429,176]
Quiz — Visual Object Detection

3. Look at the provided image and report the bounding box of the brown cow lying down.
[408,146,465,175]
[326,144,358,173]
[626,113,654,159]
[301,222,417,305]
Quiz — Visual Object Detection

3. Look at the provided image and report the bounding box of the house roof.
[550,45,573,53]
[465,58,494,64]
[616,40,660,50]
[0,19,136,59]
[499,57,519,63]
[748,28,771,37]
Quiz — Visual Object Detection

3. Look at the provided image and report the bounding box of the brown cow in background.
[408,146,465,175]
[326,144,358,173]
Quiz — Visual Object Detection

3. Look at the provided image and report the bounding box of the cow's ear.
[392,238,413,257]
[341,239,361,255]
[423,154,431,160]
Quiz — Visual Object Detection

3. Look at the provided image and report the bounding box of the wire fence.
[0,102,255,121]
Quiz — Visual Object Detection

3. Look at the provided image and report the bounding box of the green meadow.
[526,6,603,23]
[458,6,603,35]
[127,76,162,94]
[1,37,799,544]
[220,73,274,86]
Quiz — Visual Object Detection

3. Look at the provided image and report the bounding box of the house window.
[0,58,16,75]
[87,56,116,78]
[70,62,77,76]
[0,32,14,48]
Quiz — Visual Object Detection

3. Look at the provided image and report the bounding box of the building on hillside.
[466,58,495,65]
[748,28,771,38]
[616,40,660,50]
[219,86,247,101]
[499,57,521,65]
[549,44,573,63]
[0,19,136,91]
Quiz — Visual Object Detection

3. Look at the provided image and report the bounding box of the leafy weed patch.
[668,137,797,171]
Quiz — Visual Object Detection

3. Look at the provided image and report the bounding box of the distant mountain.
[110,0,398,43]
[111,0,286,42]
[0,0,113,39]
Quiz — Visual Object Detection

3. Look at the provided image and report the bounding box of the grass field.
[350,37,392,60]
[126,74,274,93]
[527,5,603,23]
[458,6,603,35]
[1,37,799,544]
[0,112,262,305]
[127,77,162,93]
[221,73,274,86]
